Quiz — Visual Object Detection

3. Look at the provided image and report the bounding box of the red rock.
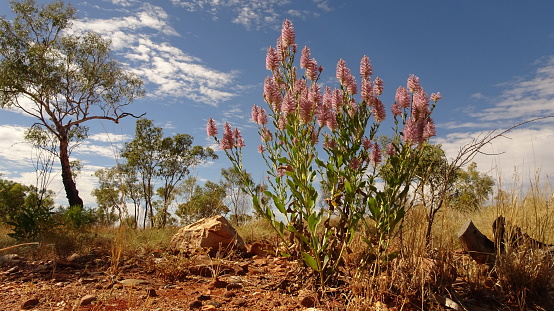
[170,215,247,257]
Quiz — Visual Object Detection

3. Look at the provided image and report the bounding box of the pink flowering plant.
[208,20,440,286]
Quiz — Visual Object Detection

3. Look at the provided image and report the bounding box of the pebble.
[80,294,97,306]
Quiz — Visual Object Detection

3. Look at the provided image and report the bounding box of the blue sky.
[1,0,553,207]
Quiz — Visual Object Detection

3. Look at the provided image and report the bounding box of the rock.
[145,287,158,297]
[21,298,40,309]
[248,242,273,257]
[0,254,22,266]
[232,298,247,307]
[298,289,317,308]
[67,253,81,262]
[209,277,228,289]
[80,294,97,306]
[201,305,217,311]
[118,278,149,287]
[189,300,203,308]
[206,301,222,308]
[170,215,247,257]
[226,283,243,291]
[197,294,211,301]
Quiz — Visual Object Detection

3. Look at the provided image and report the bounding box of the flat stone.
[80,294,97,306]
[21,298,40,309]
[118,278,148,287]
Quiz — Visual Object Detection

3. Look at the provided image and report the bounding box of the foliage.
[208,20,441,286]
[0,0,144,207]
[94,118,217,228]
[57,205,97,230]
[451,162,494,211]
[0,179,56,241]
[92,165,125,226]
[175,180,229,225]
[220,167,254,226]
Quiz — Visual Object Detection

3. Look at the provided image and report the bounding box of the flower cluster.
[206,118,245,150]
[394,74,440,146]
[206,19,443,286]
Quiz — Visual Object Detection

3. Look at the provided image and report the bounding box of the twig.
[0,242,40,253]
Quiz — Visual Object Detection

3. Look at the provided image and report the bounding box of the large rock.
[170,215,246,256]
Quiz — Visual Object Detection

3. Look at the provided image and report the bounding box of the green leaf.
[307,213,320,233]
[302,252,320,271]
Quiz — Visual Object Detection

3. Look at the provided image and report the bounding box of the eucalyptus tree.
[220,167,253,225]
[121,118,217,228]
[0,0,144,207]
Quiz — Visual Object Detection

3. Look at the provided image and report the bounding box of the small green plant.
[208,20,440,287]
[7,202,54,241]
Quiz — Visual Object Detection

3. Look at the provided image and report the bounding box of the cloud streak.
[71,3,237,106]
[170,0,331,29]
[470,56,554,122]
[437,57,554,187]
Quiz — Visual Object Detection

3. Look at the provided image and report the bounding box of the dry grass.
[1,172,552,310]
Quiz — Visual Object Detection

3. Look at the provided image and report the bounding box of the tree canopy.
[0,0,144,207]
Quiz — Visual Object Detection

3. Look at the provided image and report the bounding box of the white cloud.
[71,3,237,106]
[0,125,34,168]
[470,56,554,122]
[88,132,131,143]
[170,0,328,30]
[436,57,554,190]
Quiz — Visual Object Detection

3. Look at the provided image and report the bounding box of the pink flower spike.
[258,107,268,125]
[251,105,259,123]
[206,118,218,137]
[261,127,273,142]
[233,128,245,148]
[431,92,442,103]
[362,137,371,150]
[386,143,396,156]
[360,55,372,79]
[346,74,357,95]
[373,77,384,96]
[220,122,233,150]
[281,19,295,48]
[350,158,361,170]
[361,79,373,103]
[395,86,410,109]
[423,118,436,139]
[326,110,338,131]
[266,46,279,71]
[407,74,420,93]
[372,98,386,122]
[391,102,402,116]
[300,46,310,69]
[371,143,382,165]
[257,144,266,154]
[336,59,348,86]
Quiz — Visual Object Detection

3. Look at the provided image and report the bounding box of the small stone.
[197,294,211,301]
[80,294,97,306]
[232,298,247,307]
[145,287,158,297]
[206,301,222,308]
[21,298,40,309]
[189,300,202,308]
[119,278,148,287]
[298,289,317,308]
[209,277,228,289]
[201,305,217,311]
[0,254,21,266]
[225,283,243,291]
[223,291,236,298]
[67,253,80,262]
